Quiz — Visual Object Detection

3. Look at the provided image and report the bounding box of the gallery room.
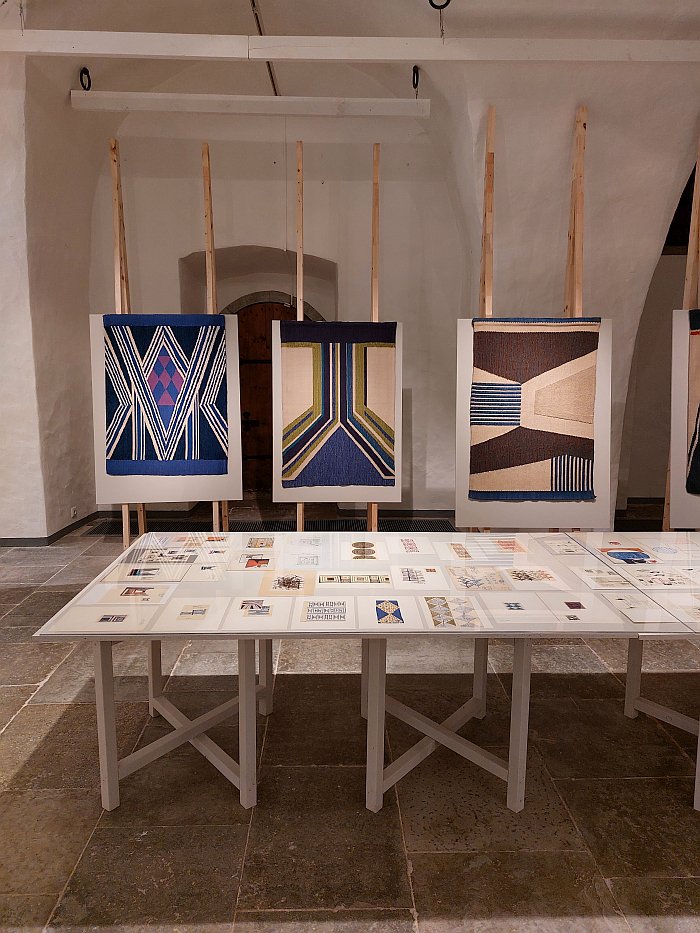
[1,1,700,931]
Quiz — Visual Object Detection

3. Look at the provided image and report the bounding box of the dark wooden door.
[236,302,298,490]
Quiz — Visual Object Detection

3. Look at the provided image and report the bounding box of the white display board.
[669,308,700,529]
[271,321,403,503]
[455,318,613,530]
[90,314,242,506]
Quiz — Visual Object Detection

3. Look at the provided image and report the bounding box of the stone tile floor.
[0,524,698,931]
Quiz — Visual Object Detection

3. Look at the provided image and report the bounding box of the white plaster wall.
[0,56,47,539]
[24,58,119,536]
[88,92,465,511]
[427,62,700,510]
[9,21,700,532]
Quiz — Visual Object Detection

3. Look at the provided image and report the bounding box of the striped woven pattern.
[104,314,228,476]
[468,317,600,502]
[279,321,397,489]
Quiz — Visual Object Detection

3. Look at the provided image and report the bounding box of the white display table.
[35,531,698,814]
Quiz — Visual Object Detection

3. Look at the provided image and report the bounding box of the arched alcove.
[178,244,338,321]
[618,172,694,517]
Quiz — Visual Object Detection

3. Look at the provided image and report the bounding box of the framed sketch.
[90,314,242,505]
[271,320,403,502]
[455,317,613,529]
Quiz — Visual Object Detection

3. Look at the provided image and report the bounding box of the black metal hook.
[79,66,92,91]
[412,65,420,92]
[428,0,451,10]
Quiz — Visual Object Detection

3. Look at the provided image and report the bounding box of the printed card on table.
[152,596,232,632]
[284,536,323,553]
[259,571,316,596]
[646,592,700,630]
[228,550,278,571]
[283,551,322,569]
[316,572,391,587]
[537,592,620,624]
[128,547,199,565]
[199,546,232,563]
[290,598,357,631]
[446,565,512,592]
[503,566,567,591]
[596,546,658,565]
[434,541,474,561]
[356,595,425,631]
[339,539,389,563]
[184,562,228,582]
[568,565,634,589]
[45,604,161,635]
[537,535,590,557]
[103,562,189,584]
[601,592,680,626]
[86,583,177,605]
[222,597,292,632]
[621,566,695,589]
[420,595,488,630]
[386,536,436,557]
[245,536,276,550]
[389,565,449,590]
[478,592,553,622]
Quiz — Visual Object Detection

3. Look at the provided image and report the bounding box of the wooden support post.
[296,140,305,533]
[479,106,495,318]
[564,106,587,319]
[202,142,228,532]
[202,142,218,316]
[367,142,381,533]
[663,134,700,531]
[121,503,131,551]
[136,503,147,536]
[109,138,131,316]
[560,107,587,534]
[110,138,144,547]
[473,108,496,532]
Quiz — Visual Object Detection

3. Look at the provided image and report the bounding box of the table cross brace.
[364,637,532,814]
[624,639,700,809]
[94,639,262,812]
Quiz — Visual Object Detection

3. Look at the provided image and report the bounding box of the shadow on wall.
[178,244,338,320]
[618,252,685,506]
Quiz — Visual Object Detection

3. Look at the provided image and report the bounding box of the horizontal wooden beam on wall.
[70,90,431,118]
[250,35,700,64]
[3,30,700,64]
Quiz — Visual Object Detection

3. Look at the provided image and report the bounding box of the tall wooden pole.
[367,143,381,532]
[562,107,587,534]
[663,135,700,531]
[202,143,228,532]
[479,106,496,318]
[564,106,587,319]
[109,138,143,548]
[296,140,305,532]
[474,110,496,532]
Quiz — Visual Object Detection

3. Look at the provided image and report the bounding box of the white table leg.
[507,638,532,813]
[238,639,257,808]
[360,638,370,719]
[258,639,274,716]
[147,640,162,718]
[624,639,644,719]
[366,638,387,812]
[473,638,489,719]
[94,641,120,811]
